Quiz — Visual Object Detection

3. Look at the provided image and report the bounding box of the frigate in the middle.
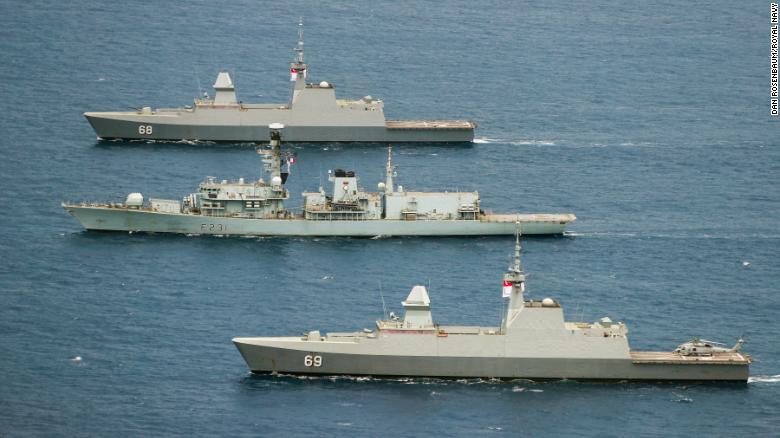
[63,125,575,236]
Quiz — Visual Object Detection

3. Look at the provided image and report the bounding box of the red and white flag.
[290,68,298,81]
[502,280,513,298]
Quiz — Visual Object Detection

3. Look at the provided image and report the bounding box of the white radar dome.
[542,297,555,307]
[363,95,372,102]
[319,81,330,88]
[377,182,386,190]
[126,192,144,207]
[271,176,283,186]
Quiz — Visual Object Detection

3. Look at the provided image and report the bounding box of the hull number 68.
[138,125,153,135]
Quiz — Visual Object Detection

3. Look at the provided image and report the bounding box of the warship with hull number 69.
[84,21,475,143]
[63,125,575,236]
[233,234,751,381]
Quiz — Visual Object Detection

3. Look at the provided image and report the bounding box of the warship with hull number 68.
[233,235,751,381]
[84,21,475,143]
[63,125,575,236]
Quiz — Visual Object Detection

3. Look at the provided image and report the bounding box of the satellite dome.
[542,298,555,307]
[319,81,330,88]
[271,176,283,186]
[126,192,144,207]
[363,95,372,102]
[377,182,386,190]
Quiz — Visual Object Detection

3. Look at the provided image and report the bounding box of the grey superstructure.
[85,21,475,143]
[63,126,575,236]
[233,235,751,381]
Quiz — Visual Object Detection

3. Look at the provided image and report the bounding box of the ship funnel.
[213,72,237,105]
[401,286,433,328]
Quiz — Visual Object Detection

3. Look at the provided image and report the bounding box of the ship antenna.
[385,145,394,194]
[294,17,305,64]
[379,280,388,320]
[193,66,203,99]
[512,221,522,273]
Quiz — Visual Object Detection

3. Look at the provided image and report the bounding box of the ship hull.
[63,205,573,236]
[85,112,475,143]
[233,341,749,382]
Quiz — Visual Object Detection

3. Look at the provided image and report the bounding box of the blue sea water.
[1,0,779,435]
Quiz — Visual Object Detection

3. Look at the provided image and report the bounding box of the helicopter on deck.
[675,337,744,356]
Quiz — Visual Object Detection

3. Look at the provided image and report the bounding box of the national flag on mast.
[290,68,308,81]
[502,280,513,298]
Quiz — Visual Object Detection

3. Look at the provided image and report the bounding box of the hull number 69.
[304,355,322,367]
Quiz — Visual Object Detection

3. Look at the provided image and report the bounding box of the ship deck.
[481,213,577,223]
[630,351,751,365]
[386,120,476,130]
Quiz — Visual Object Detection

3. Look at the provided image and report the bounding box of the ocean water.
[1,0,778,436]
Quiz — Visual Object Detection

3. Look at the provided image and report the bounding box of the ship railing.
[66,201,120,208]
[199,210,298,219]
[64,201,164,212]
[305,210,368,221]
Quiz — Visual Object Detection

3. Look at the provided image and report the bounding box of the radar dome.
[377,182,386,190]
[542,298,555,307]
[126,192,144,207]
[363,95,372,102]
[271,176,283,186]
[319,81,330,88]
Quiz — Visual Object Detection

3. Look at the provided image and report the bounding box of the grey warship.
[84,21,475,143]
[63,126,575,236]
[233,235,751,381]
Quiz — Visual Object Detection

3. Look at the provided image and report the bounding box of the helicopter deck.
[385,120,476,130]
[630,351,751,365]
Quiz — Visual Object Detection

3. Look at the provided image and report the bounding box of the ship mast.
[501,226,526,333]
[260,123,285,189]
[385,146,395,194]
[294,17,305,65]
[290,18,308,104]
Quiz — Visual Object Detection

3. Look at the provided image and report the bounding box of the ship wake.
[748,374,780,383]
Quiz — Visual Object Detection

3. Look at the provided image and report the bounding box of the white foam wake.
[508,140,556,146]
[748,375,780,383]
[473,137,500,144]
